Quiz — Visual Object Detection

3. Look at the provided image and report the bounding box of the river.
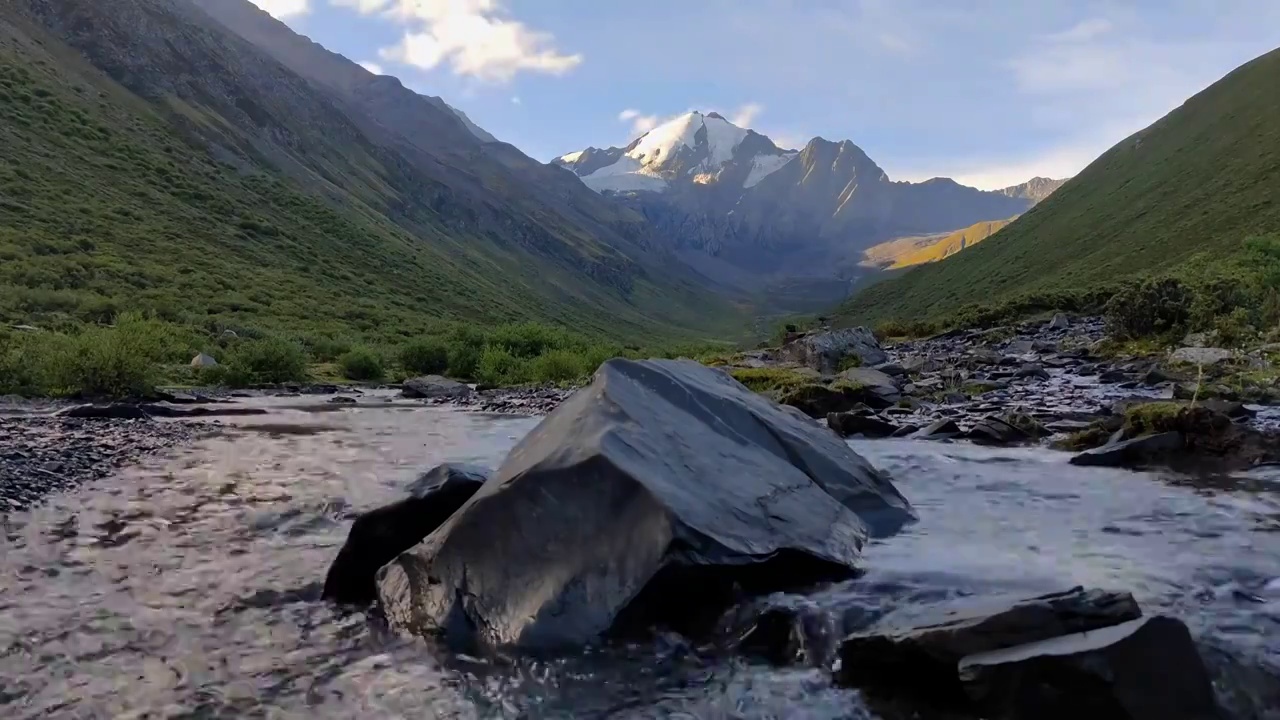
[1,392,1278,718]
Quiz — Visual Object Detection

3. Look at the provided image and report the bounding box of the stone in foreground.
[959,616,1222,720]
[321,463,490,605]
[377,358,914,650]
[836,587,1141,700]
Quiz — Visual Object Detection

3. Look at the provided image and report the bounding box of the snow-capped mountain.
[553,113,1047,305]
[555,111,796,193]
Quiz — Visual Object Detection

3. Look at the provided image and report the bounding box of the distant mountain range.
[554,112,1064,306]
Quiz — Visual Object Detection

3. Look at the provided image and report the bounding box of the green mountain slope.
[837,46,1280,326]
[0,1,741,345]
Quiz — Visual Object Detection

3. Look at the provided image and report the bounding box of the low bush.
[226,337,309,384]
[338,346,384,381]
[475,346,530,387]
[399,338,449,375]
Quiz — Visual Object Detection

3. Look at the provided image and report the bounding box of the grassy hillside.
[838,46,1280,327]
[885,219,1013,269]
[0,6,740,349]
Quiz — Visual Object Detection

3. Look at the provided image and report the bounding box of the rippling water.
[2,392,1279,718]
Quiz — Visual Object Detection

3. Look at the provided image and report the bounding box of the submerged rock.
[959,616,1221,720]
[321,463,490,605]
[1069,432,1183,468]
[401,375,472,399]
[377,358,914,651]
[827,411,899,438]
[836,587,1141,701]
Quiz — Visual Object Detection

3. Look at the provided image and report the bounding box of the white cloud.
[729,102,763,128]
[340,0,581,83]
[357,60,384,75]
[511,96,521,105]
[1045,18,1113,44]
[618,108,664,136]
[249,0,310,19]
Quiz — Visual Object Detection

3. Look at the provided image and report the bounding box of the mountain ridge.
[836,45,1280,327]
[553,112,1057,305]
[0,0,742,343]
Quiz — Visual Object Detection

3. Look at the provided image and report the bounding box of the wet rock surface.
[377,358,915,651]
[0,391,1276,718]
[957,615,1221,720]
[0,416,210,514]
[322,463,490,606]
[421,384,574,415]
[835,587,1144,699]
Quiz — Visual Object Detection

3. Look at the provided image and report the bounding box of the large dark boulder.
[376,358,915,651]
[321,463,490,605]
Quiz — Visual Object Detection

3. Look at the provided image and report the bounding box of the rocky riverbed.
[0,415,211,514]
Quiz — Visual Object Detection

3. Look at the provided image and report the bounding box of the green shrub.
[475,346,530,386]
[399,338,449,375]
[529,349,588,383]
[487,322,570,358]
[307,336,352,363]
[338,346,384,381]
[229,337,309,384]
[1103,278,1193,340]
[447,343,483,380]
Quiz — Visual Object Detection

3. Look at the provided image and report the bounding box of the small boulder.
[966,416,1029,446]
[1170,347,1233,366]
[190,352,218,369]
[827,411,899,438]
[402,375,471,399]
[1068,432,1183,468]
[912,418,962,440]
[321,463,491,605]
[1048,313,1070,330]
[377,359,914,650]
[1016,363,1050,380]
[958,616,1221,720]
[780,327,888,373]
[837,587,1141,701]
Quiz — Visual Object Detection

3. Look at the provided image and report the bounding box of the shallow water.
[1,392,1278,718]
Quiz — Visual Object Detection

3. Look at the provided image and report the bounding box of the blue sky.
[251,0,1280,189]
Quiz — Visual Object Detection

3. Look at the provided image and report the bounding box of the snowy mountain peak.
[554,111,797,194]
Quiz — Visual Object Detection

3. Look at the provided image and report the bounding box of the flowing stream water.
[2,392,1279,718]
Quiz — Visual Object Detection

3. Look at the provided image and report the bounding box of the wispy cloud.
[618,108,664,136]
[357,60,384,75]
[336,0,581,83]
[248,0,310,19]
[729,102,763,128]
[1045,18,1114,44]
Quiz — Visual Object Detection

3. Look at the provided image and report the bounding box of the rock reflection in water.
[0,396,1277,718]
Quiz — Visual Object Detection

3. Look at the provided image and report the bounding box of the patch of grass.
[838,46,1280,331]
[728,367,817,394]
[885,219,1014,269]
[1053,424,1112,451]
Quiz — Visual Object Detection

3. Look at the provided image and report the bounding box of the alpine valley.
[554,111,1065,310]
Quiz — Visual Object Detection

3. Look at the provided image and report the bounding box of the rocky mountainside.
[0,0,739,342]
[996,176,1068,204]
[838,45,1280,327]
[554,112,1053,301]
